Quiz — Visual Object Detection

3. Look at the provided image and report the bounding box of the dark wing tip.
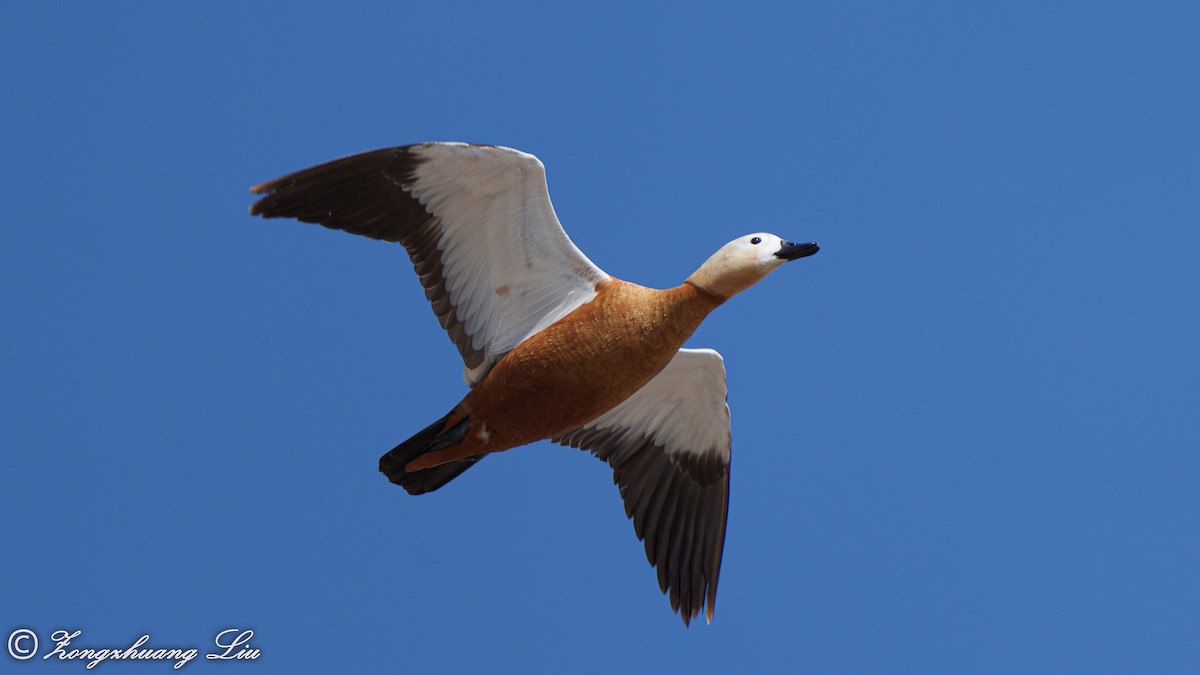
[248,178,273,196]
[554,430,730,627]
[245,143,489,370]
[247,184,277,215]
[245,146,423,226]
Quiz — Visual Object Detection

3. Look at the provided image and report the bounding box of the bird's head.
[686,233,819,299]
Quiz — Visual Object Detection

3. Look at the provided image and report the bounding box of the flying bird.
[249,143,819,625]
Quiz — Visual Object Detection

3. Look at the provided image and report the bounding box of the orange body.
[406,279,724,471]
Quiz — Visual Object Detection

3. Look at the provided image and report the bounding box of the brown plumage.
[406,279,725,471]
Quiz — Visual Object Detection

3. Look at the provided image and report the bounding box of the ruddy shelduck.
[249,143,819,625]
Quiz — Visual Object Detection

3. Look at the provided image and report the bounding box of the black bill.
[775,240,820,260]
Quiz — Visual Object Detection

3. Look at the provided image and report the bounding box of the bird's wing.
[250,143,610,386]
[553,348,731,626]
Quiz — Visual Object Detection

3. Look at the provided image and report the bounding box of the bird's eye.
[750,237,762,245]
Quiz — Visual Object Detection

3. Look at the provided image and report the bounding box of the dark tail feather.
[379,414,483,495]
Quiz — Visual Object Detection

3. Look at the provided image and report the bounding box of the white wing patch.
[576,348,731,474]
[407,144,609,384]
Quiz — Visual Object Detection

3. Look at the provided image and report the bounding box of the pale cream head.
[686,233,819,299]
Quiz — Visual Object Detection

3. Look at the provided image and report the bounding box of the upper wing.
[250,143,610,385]
[553,348,732,626]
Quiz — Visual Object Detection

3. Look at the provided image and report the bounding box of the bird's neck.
[686,260,764,300]
[603,279,725,348]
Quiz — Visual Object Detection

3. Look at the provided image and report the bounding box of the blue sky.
[2,2,1197,673]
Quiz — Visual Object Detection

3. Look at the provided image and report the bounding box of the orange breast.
[459,279,723,452]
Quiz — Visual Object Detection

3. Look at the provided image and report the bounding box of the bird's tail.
[379,413,483,495]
